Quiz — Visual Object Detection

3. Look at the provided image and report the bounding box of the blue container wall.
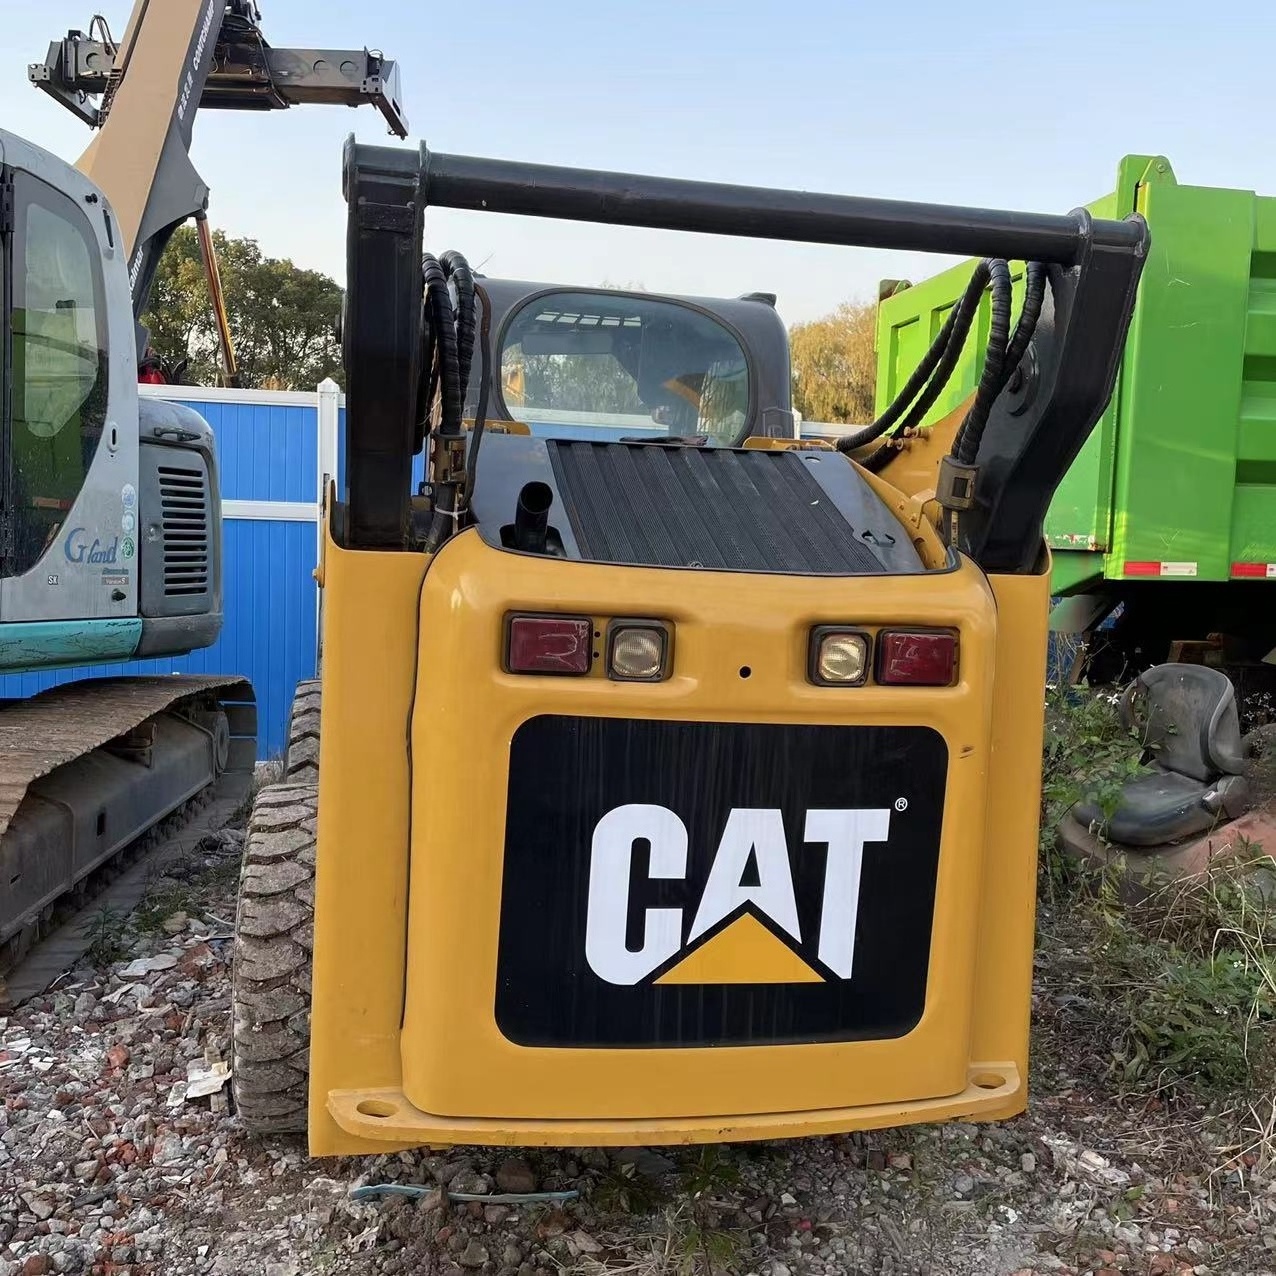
[0,396,321,758]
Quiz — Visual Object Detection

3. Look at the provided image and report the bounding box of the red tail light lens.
[877,630,958,686]
[506,615,593,675]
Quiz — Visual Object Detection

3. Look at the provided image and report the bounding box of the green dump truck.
[865,155,1276,681]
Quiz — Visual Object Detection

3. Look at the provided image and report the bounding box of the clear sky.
[4,1,1275,324]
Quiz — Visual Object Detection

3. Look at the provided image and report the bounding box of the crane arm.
[30,0,408,319]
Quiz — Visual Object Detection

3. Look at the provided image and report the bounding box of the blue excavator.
[0,1,405,989]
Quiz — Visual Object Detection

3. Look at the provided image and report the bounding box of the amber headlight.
[607,621,670,682]
[810,627,870,686]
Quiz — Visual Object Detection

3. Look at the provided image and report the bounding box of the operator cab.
[468,281,796,445]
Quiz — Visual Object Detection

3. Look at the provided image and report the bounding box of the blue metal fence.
[0,385,333,757]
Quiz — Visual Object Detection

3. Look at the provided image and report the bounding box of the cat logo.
[584,803,891,987]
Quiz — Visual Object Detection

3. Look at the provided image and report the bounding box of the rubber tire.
[231,782,317,1135]
[283,680,321,782]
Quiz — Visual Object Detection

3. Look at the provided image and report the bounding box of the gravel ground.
[3,825,1275,1276]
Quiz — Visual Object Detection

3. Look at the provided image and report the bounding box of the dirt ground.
[3,810,1276,1276]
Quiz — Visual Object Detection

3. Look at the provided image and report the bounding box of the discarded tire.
[282,680,321,782]
[231,782,316,1135]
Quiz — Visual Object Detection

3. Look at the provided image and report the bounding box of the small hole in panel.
[356,1099,397,1118]
[972,1072,1007,1091]
[96,811,106,837]
[739,666,752,679]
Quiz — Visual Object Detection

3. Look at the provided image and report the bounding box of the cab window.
[499,292,749,444]
[5,173,109,576]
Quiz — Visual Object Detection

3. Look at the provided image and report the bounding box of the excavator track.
[0,675,256,1005]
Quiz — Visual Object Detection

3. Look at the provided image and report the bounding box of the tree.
[789,300,877,425]
[142,226,344,390]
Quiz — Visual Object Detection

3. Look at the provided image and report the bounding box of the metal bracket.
[937,456,979,511]
[433,436,468,488]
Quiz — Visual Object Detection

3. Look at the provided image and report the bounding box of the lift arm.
[30,0,408,318]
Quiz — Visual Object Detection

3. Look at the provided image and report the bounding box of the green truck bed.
[874,155,1276,595]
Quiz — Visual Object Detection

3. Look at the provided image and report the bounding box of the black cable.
[836,260,991,454]
[464,284,493,504]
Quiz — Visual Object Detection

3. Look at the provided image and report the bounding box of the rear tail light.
[607,621,671,682]
[876,630,958,686]
[506,615,593,675]
[809,628,869,686]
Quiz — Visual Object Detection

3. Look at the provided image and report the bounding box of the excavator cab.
[230,141,1148,1154]
[0,1,404,999]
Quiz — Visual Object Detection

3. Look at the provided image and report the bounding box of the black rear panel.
[547,441,892,574]
[496,715,948,1049]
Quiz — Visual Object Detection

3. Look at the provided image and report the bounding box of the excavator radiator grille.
[158,464,211,598]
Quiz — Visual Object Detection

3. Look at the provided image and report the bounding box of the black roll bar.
[417,149,1142,267]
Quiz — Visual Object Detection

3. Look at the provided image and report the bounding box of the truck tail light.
[877,630,958,686]
[506,615,593,675]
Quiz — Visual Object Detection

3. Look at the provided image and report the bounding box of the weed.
[81,904,132,965]
[134,882,195,935]
[1038,686,1145,900]
[590,1164,672,1218]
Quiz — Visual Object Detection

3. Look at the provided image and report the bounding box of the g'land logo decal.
[64,527,119,565]
[496,716,947,1049]
[586,804,891,987]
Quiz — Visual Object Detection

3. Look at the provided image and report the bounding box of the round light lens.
[610,627,665,680]
[817,633,867,684]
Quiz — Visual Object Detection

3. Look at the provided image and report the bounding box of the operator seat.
[1073,664,1250,847]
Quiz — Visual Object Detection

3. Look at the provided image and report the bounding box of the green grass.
[1037,688,1276,1100]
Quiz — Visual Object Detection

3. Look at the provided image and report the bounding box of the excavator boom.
[30,0,408,315]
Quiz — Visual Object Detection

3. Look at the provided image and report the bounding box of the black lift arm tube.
[416,149,1143,266]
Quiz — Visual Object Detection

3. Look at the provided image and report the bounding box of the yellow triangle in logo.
[655,913,824,985]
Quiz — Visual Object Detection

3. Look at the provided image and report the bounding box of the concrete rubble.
[1,818,1273,1275]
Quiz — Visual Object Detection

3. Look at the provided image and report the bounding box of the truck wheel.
[283,680,321,782]
[231,782,316,1135]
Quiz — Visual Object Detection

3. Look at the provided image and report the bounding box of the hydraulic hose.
[416,250,483,550]
[421,253,463,551]
[893,261,994,435]
[1001,261,1046,391]
[836,260,991,454]
[950,258,1012,463]
[440,250,477,399]
[464,283,493,505]
[953,259,1047,464]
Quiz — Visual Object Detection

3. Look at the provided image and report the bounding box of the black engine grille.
[547,441,886,574]
[158,464,210,597]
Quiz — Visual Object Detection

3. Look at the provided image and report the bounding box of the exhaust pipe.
[513,481,553,555]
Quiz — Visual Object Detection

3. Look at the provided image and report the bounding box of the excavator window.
[497,291,750,444]
[4,173,108,576]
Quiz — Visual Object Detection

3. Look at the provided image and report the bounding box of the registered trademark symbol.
[894,797,909,812]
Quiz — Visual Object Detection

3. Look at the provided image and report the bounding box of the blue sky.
[4,1,1274,323]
